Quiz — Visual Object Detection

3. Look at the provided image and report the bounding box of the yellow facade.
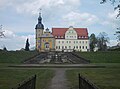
[41,37,54,51]
[36,30,55,52]
[36,37,40,51]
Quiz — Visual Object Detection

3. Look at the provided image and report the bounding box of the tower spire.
[35,8,44,29]
[38,8,42,24]
[39,8,42,17]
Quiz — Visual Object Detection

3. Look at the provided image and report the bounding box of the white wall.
[55,39,89,52]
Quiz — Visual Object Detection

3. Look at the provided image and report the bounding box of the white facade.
[55,39,89,52]
[55,27,89,52]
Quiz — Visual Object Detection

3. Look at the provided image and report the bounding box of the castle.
[35,12,89,52]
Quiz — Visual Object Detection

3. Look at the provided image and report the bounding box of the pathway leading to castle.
[47,68,69,89]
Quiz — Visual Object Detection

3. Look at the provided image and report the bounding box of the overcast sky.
[0,0,120,50]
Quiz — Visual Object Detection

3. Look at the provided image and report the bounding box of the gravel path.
[47,69,69,89]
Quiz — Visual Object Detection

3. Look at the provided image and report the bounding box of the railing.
[12,75,36,89]
[79,74,100,89]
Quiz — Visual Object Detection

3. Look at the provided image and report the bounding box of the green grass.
[66,64,120,89]
[79,51,120,63]
[0,69,54,89]
[0,51,120,89]
[0,51,38,64]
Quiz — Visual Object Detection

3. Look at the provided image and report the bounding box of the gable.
[65,27,77,39]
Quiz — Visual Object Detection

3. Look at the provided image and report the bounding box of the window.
[38,40,40,43]
[67,41,68,43]
[65,46,67,49]
[79,41,81,43]
[74,41,75,43]
[69,41,71,43]
[83,46,84,49]
[74,46,75,49]
[83,41,84,44]
[86,41,87,44]
[62,41,64,43]
[76,41,78,43]
[76,46,78,49]
[86,46,87,49]
[59,46,60,49]
[59,41,60,43]
[79,46,81,49]
[69,46,71,49]
[62,46,64,49]
[56,46,58,49]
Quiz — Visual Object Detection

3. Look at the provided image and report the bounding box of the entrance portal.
[45,42,50,50]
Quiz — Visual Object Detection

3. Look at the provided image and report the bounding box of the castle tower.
[35,11,44,51]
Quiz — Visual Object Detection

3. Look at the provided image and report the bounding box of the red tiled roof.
[52,28,88,37]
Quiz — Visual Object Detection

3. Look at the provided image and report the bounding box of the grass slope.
[79,51,120,63]
[66,64,120,89]
[0,51,38,64]
[0,69,54,89]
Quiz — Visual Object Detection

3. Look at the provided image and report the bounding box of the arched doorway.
[45,42,50,50]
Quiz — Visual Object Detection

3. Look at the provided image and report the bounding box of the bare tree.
[100,0,120,42]
[114,27,120,41]
[100,0,120,18]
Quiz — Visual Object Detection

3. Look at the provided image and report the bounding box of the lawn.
[78,51,120,63]
[66,64,120,89]
[0,69,54,89]
[0,51,55,89]
[0,51,120,89]
[0,51,38,64]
